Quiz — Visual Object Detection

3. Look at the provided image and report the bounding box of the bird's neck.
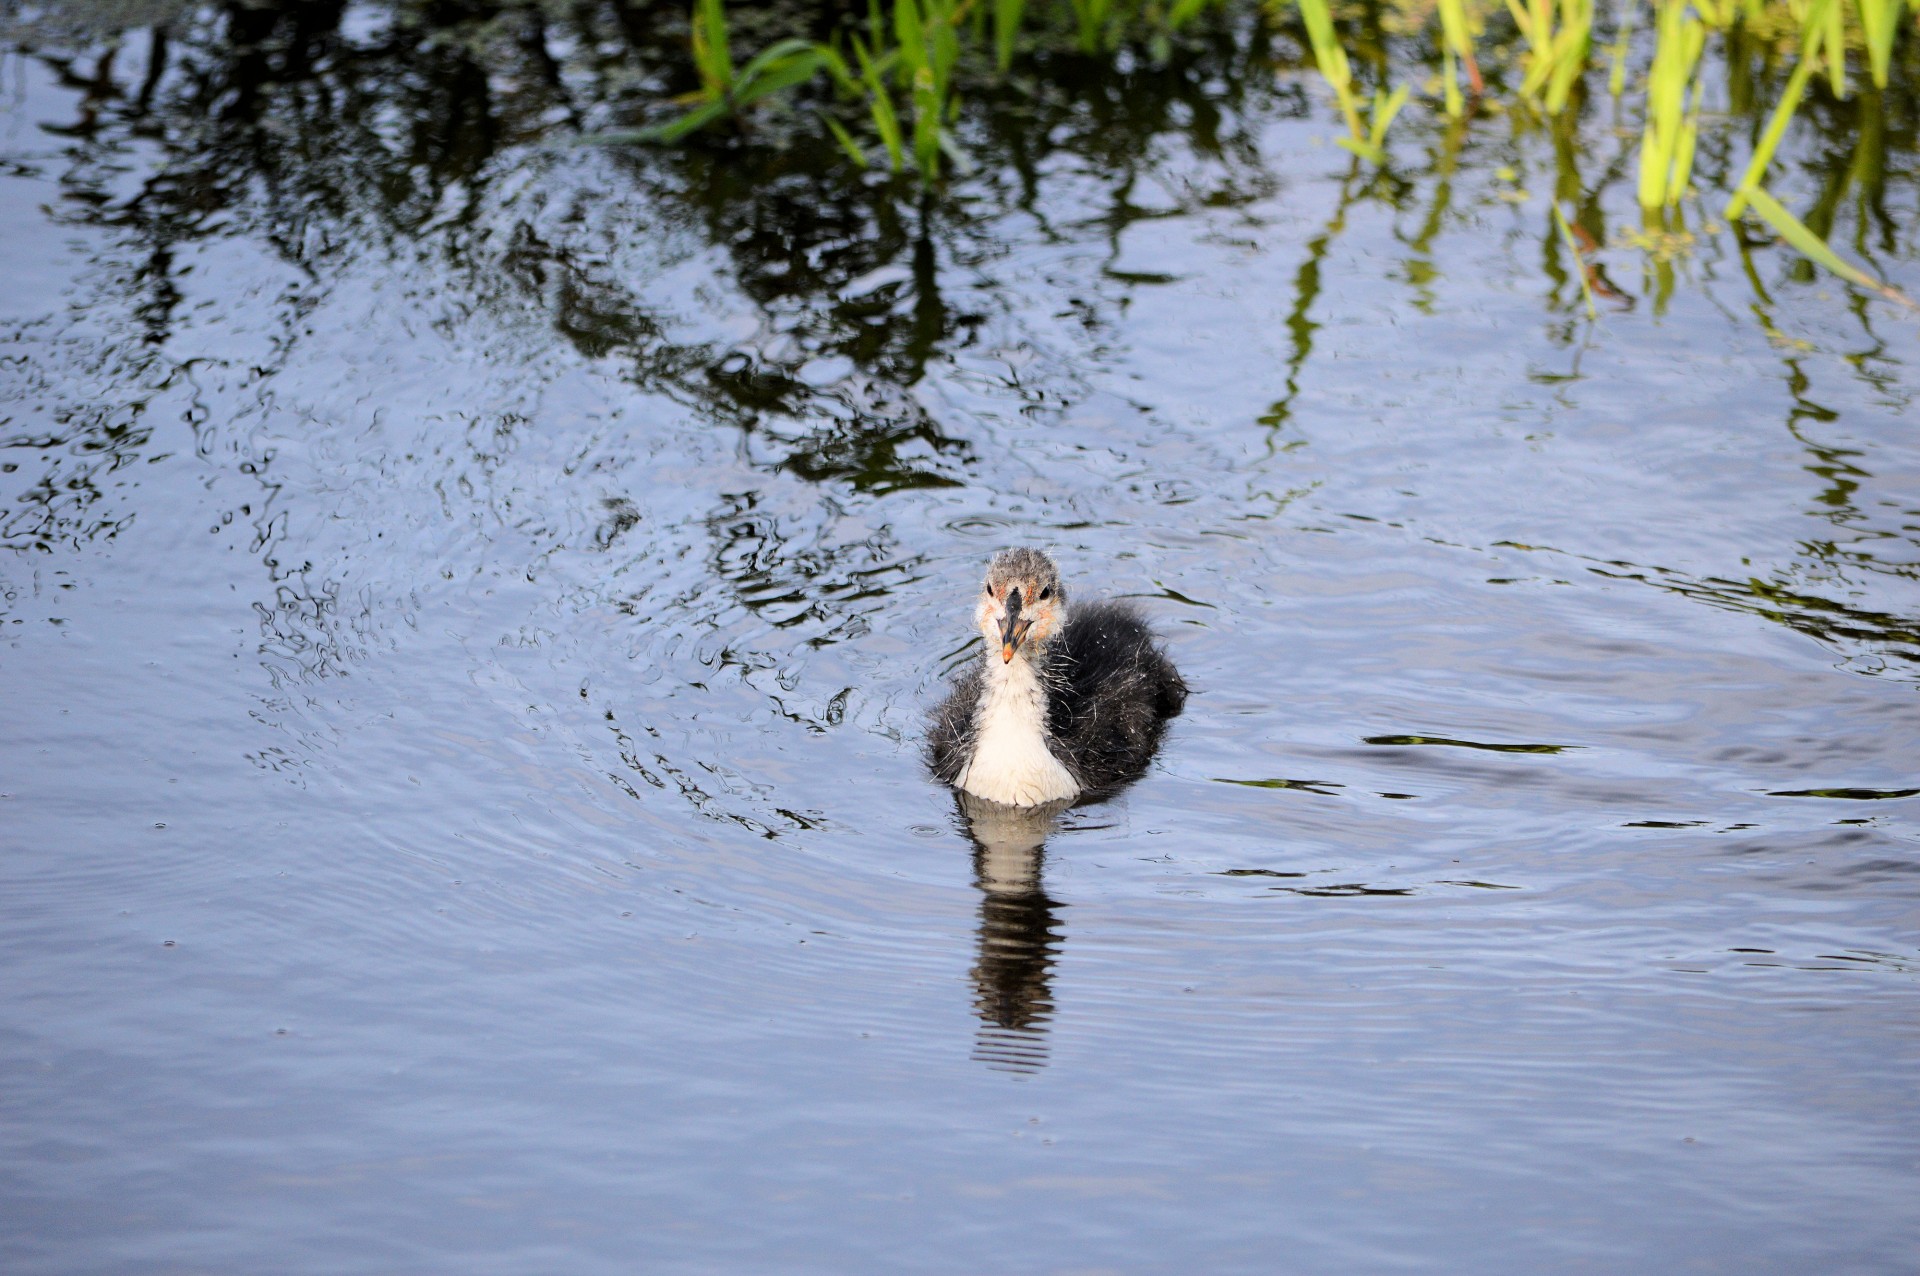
[962,652,1079,808]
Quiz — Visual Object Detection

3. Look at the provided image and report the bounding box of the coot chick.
[928,548,1187,807]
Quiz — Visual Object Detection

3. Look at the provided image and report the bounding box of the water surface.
[2,6,1917,1272]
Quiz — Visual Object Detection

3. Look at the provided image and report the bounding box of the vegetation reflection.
[1,0,1915,685]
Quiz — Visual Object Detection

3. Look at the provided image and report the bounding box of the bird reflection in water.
[957,791,1072,1074]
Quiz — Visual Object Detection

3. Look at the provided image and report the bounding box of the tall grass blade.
[1070,0,1114,52]
[1285,0,1405,161]
[1553,203,1600,318]
[1509,0,1592,110]
[852,34,907,171]
[731,41,831,107]
[1744,186,1915,307]
[1437,0,1484,101]
[1726,0,1827,218]
[895,0,926,72]
[1857,0,1904,88]
[1292,0,1368,144]
[1607,0,1634,99]
[1544,0,1594,113]
[1638,0,1705,208]
[692,0,735,97]
[870,89,905,170]
[993,0,1024,68]
[1821,0,1845,97]
[1503,0,1536,42]
[912,65,942,175]
[617,99,731,143]
[1169,0,1216,30]
[820,111,869,167]
[1370,84,1410,150]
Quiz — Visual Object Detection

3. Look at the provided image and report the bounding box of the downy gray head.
[975,548,1068,667]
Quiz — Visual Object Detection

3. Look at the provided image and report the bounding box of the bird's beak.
[999,589,1031,663]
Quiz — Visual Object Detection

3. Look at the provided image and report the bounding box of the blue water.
[2,11,1917,1272]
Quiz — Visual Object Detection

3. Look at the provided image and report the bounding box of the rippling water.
[3,6,1917,1271]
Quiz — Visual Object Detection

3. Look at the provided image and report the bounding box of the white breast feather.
[959,659,1080,807]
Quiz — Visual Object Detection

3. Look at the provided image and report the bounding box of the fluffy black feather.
[927,660,984,787]
[1041,600,1187,794]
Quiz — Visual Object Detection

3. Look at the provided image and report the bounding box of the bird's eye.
[984,584,992,597]
[1039,586,1052,600]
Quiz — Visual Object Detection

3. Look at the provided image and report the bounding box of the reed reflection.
[957,791,1070,1075]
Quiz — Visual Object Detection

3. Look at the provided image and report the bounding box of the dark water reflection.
[2,3,1919,1272]
[959,792,1070,1072]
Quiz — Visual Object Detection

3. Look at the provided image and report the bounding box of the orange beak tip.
[1001,644,1015,663]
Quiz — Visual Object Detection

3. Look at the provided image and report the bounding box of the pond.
[2,1,1916,1271]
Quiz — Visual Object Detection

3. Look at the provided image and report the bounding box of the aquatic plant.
[629,0,968,178]
[995,0,1026,67]
[640,0,844,142]
[1742,187,1913,305]
[1709,0,1913,304]
[1554,202,1601,317]
[1168,0,1230,30]
[895,0,963,176]
[1286,0,1408,162]
[1857,0,1909,89]
[1637,0,1705,209]
[600,0,1912,301]
[830,25,907,171]
[1508,0,1595,114]
[1605,0,1635,99]
[1436,0,1485,117]
[1069,0,1119,51]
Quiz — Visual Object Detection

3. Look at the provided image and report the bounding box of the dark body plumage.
[929,599,1187,800]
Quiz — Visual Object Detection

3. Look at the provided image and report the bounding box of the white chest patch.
[959,659,1080,808]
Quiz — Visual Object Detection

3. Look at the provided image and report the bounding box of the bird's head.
[975,548,1067,666]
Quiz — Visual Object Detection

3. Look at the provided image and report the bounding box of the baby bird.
[928,548,1187,807]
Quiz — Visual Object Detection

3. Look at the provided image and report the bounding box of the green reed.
[622,0,1912,299]
[1637,0,1705,208]
[1287,0,1408,162]
[1553,202,1600,318]
[1168,0,1227,30]
[1069,0,1119,51]
[1821,0,1847,94]
[994,0,1025,67]
[1725,0,1830,218]
[895,0,962,174]
[635,0,842,142]
[1856,0,1909,89]
[1507,0,1595,113]
[1437,0,1485,116]
[1719,0,1915,305]
[1606,0,1635,99]
[840,17,906,170]
[1743,187,1912,304]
